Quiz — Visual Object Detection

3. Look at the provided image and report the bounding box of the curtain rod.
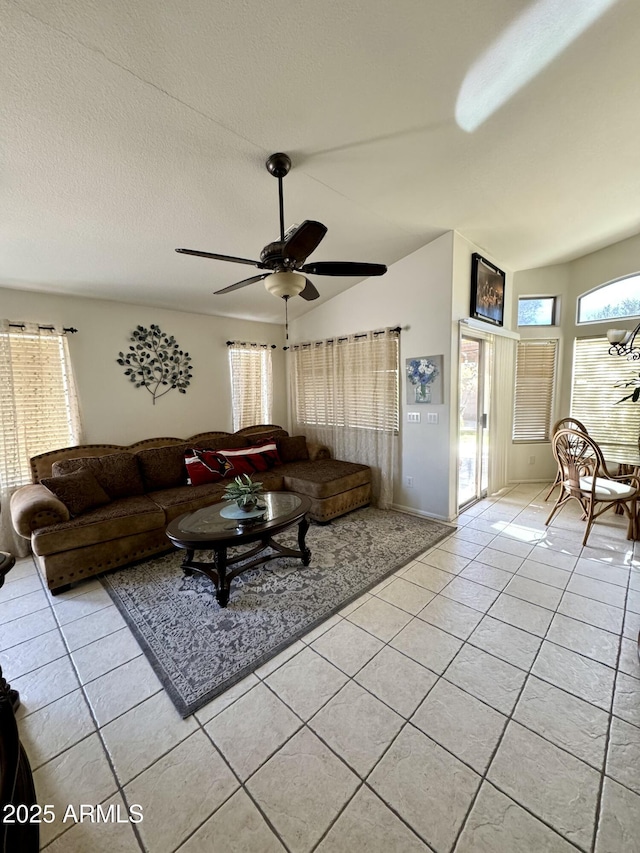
[9,323,78,333]
[288,326,401,351]
[226,340,276,349]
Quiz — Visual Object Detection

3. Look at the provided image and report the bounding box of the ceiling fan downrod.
[265,153,291,243]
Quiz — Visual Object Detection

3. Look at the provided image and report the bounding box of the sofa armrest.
[10,485,70,538]
[306,441,331,462]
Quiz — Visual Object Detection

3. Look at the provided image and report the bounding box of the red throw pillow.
[216,441,281,477]
[184,449,232,486]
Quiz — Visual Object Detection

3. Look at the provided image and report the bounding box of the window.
[290,329,400,509]
[572,336,639,448]
[512,339,557,442]
[0,325,81,489]
[578,274,640,323]
[228,344,273,432]
[291,333,399,432]
[517,297,557,326]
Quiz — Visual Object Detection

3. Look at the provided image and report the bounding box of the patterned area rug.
[100,508,453,717]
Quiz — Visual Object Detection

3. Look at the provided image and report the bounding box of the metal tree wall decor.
[117,324,193,404]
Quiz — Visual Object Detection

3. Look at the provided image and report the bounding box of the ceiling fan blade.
[300,261,387,277]
[214,273,269,295]
[176,248,260,267]
[299,278,320,301]
[283,221,328,264]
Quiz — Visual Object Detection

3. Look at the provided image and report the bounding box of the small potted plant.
[223,474,264,512]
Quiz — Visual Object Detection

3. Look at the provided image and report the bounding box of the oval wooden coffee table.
[166,492,311,607]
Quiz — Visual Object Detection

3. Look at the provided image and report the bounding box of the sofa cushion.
[276,435,309,463]
[147,482,228,523]
[184,449,232,486]
[136,443,190,491]
[149,470,285,522]
[32,495,165,556]
[235,426,288,441]
[279,459,371,499]
[190,434,249,451]
[52,452,144,499]
[216,441,281,476]
[41,469,111,517]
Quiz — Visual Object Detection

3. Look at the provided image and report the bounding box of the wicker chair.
[546,428,640,546]
[544,417,590,501]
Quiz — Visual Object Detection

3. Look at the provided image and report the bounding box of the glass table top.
[176,492,303,537]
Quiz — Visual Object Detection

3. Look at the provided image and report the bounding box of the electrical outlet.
[406,476,414,488]
[528,455,536,465]
[407,412,420,423]
[427,413,438,424]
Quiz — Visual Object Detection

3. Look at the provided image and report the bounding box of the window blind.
[292,334,399,432]
[228,346,273,432]
[512,339,557,442]
[0,331,80,488]
[572,336,640,448]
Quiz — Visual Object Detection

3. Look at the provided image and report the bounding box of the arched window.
[577,273,640,323]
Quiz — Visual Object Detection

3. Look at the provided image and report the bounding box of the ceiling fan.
[175,153,387,301]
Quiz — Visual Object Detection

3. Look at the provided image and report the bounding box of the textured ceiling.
[2,0,640,323]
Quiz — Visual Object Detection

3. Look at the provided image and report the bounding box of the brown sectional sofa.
[10,425,371,592]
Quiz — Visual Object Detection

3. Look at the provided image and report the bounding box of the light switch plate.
[407,412,420,423]
[427,413,438,424]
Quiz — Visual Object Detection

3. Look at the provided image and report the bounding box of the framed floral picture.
[406,355,444,405]
[470,253,505,327]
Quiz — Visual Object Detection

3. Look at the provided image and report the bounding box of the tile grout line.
[206,560,640,804]
[451,605,576,847]
[176,715,296,853]
[9,487,639,851]
[447,501,608,852]
[254,602,576,848]
[36,567,148,853]
[212,628,440,850]
[588,561,633,853]
[197,492,640,832]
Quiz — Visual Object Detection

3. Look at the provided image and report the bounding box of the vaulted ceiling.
[3,0,640,323]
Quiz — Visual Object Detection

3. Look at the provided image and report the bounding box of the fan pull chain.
[284,295,289,348]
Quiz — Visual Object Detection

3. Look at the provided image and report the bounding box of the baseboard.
[391,503,456,525]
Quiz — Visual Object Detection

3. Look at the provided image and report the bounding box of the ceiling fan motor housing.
[260,241,289,268]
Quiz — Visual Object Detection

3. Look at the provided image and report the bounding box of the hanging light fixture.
[607,325,640,359]
[263,271,306,299]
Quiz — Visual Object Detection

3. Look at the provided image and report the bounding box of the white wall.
[452,233,515,511]
[0,287,287,445]
[510,231,640,482]
[509,264,568,483]
[290,232,455,520]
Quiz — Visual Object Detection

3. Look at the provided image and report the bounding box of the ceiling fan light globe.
[264,271,306,299]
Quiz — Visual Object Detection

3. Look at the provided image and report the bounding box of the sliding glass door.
[458,335,490,508]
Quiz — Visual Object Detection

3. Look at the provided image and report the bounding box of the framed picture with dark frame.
[470,253,506,327]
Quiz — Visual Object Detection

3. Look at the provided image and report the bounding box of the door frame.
[457,330,492,510]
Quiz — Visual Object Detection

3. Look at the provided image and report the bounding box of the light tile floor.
[2,482,640,851]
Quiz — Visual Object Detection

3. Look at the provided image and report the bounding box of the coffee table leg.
[298,515,311,566]
[181,549,195,576]
[215,548,230,607]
